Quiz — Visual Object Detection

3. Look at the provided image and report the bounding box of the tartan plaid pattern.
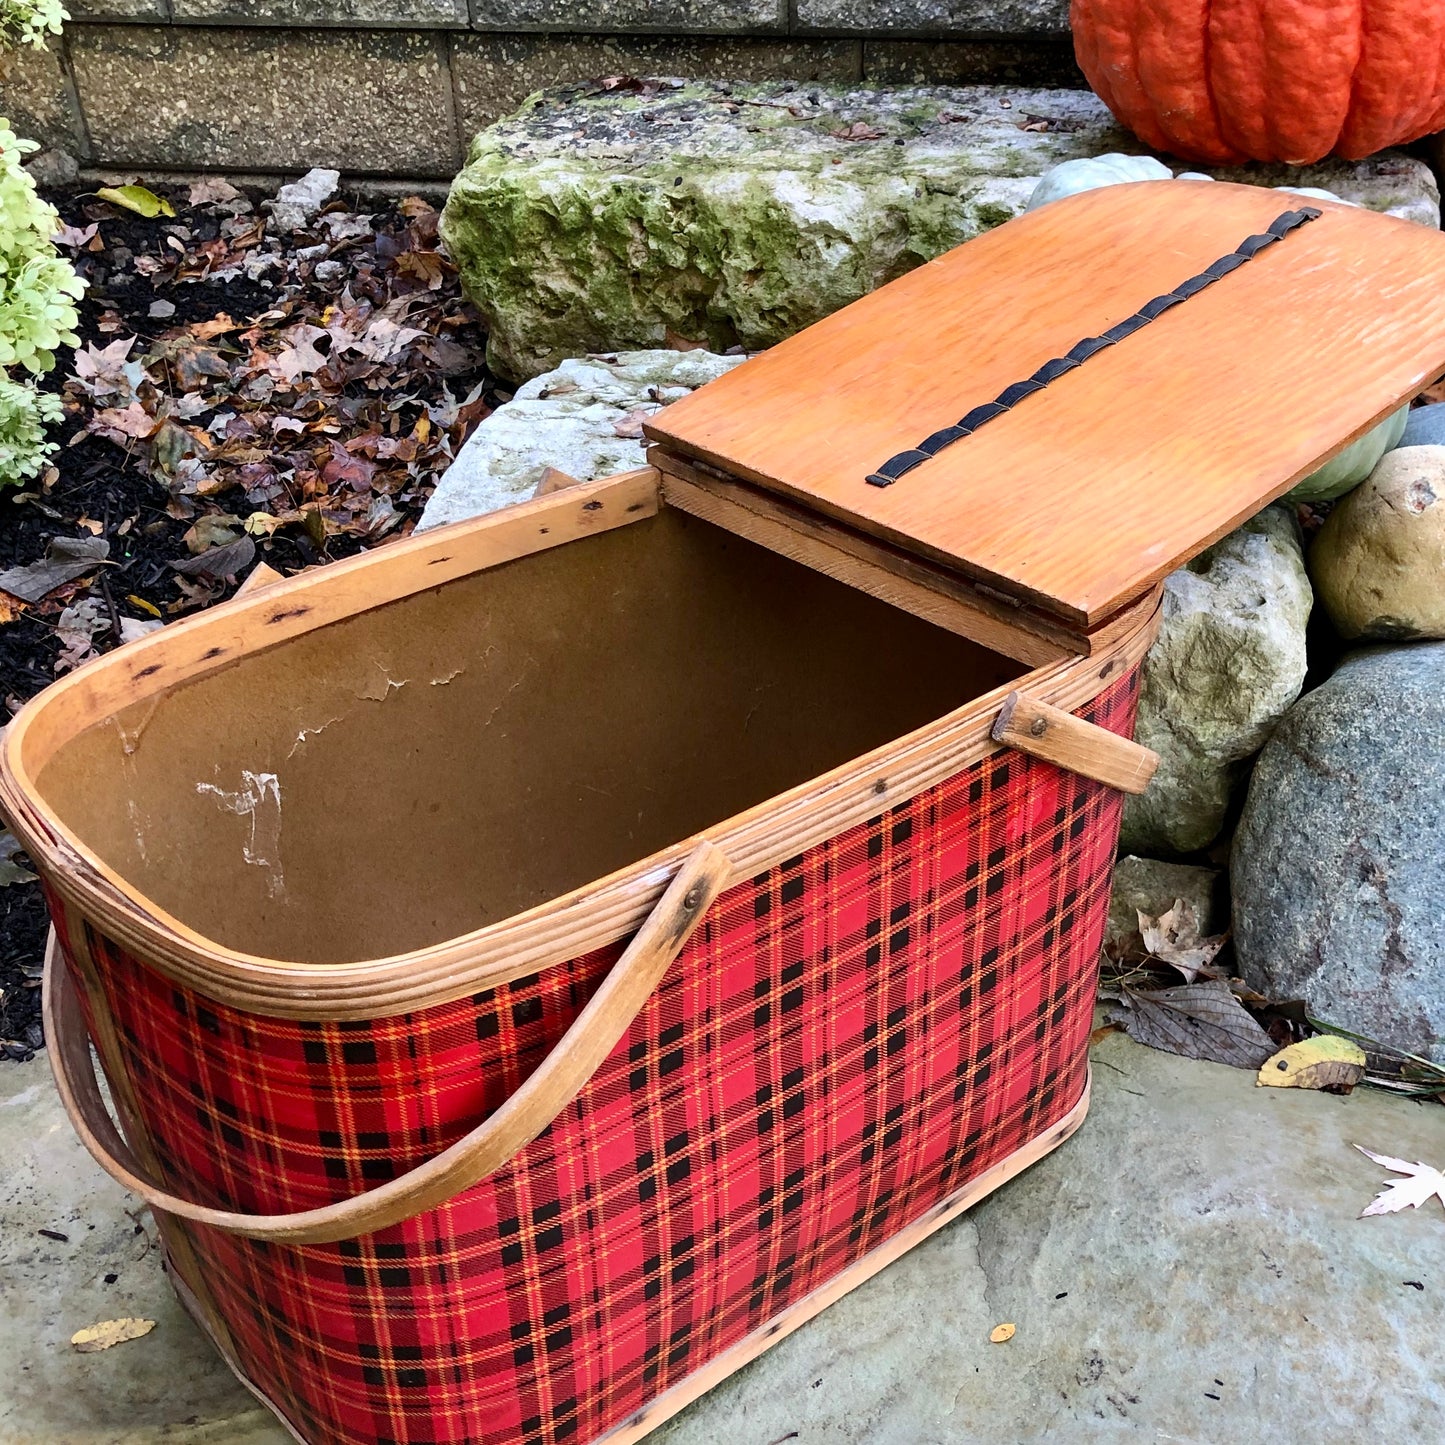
[57,669,1138,1445]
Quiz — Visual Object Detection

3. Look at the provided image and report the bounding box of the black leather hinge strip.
[865,206,1323,488]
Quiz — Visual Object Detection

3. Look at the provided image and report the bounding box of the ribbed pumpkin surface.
[1071,0,1445,163]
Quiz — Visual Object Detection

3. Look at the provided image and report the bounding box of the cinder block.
[172,0,468,25]
[67,0,170,19]
[796,0,1070,36]
[0,39,88,156]
[67,24,460,175]
[864,39,1085,89]
[468,0,783,32]
[452,33,861,134]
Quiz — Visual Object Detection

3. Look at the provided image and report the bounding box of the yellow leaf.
[989,1323,1016,1344]
[244,511,282,537]
[126,594,161,619]
[70,1318,156,1352]
[97,185,177,219]
[1258,1035,1367,1093]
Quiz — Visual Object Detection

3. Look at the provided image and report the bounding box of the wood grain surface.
[646,182,1445,625]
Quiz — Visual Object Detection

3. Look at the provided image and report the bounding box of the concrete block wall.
[0,1,1083,179]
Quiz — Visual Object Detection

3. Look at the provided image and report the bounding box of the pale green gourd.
[1288,407,1409,502]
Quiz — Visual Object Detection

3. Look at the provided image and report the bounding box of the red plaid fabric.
[56,669,1138,1445]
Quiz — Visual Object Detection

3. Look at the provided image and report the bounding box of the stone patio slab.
[3,1032,1442,1441]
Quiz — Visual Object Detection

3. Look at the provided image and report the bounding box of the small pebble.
[148,300,175,319]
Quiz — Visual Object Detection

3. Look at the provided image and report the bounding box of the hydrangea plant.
[0,113,82,485]
[0,0,66,49]
[0,370,60,481]
[0,117,83,374]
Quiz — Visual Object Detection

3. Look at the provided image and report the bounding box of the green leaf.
[96,184,176,219]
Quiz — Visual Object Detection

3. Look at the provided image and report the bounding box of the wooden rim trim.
[44,843,733,1243]
[165,1073,1091,1445]
[9,599,1159,1020]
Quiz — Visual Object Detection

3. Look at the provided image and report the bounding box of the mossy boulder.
[442,80,1439,381]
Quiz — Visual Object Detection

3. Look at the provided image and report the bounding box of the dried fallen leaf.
[1138,900,1227,982]
[0,536,110,604]
[97,185,176,219]
[182,514,243,556]
[664,327,709,352]
[70,1318,156,1352]
[188,176,242,206]
[1355,1147,1445,1218]
[611,407,655,439]
[989,1323,1016,1344]
[171,535,256,580]
[189,312,237,341]
[51,220,99,249]
[1258,1036,1367,1094]
[90,401,159,441]
[1110,979,1276,1070]
[832,121,887,141]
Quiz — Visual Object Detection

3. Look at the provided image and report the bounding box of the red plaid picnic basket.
[9,181,1445,1444]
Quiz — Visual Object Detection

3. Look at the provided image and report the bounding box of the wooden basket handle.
[991,691,1159,795]
[44,840,732,1245]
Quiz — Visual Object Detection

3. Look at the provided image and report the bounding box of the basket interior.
[34,509,1025,964]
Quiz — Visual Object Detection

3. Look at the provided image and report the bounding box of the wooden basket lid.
[645,181,1445,628]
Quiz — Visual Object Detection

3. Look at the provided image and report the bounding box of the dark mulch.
[1,176,504,1059]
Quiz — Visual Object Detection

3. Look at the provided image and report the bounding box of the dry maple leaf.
[188,176,242,206]
[1355,1146,1445,1218]
[90,402,159,441]
[72,336,140,399]
[1137,899,1227,982]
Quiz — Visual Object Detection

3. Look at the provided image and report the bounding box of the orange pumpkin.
[1071,0,1445,164]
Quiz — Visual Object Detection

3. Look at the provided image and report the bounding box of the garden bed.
[0,174,503,1059]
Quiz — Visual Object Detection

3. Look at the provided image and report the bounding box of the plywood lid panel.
[646,181,1445,626]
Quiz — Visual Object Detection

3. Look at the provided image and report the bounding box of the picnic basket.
[6,181,1445,1445]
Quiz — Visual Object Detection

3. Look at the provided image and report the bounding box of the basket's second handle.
[991,691,1158,795]
[45,840,732,1245]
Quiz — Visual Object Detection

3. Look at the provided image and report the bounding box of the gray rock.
[1121,506,1313,857]
[267,165,340,231]
[1398,402,1445,449]
[1310,445,1445,641]
[22,146,79,188]
[418,348,743,529]
[1234,642,1445,1058]
[442,81,1438,380]
[1105,855,1224,957]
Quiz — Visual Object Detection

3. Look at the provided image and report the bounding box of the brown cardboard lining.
[34,510,1023,965]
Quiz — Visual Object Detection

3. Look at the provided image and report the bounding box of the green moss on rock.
[442,79,1439,381]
